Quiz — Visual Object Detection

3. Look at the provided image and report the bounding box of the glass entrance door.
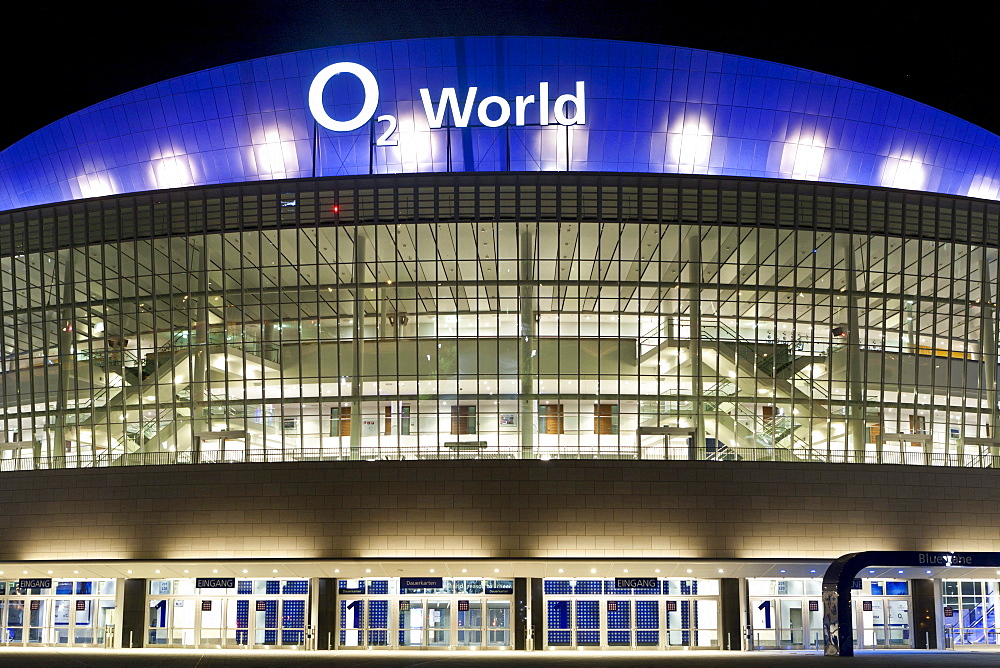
[398,599,451,647]
[546,597,717,649]
[750,597,819,649]
[337,578,514,650]
[398,599,425,647]
[425,600,450,647]
[607,598,665,647]
[392,597,510,649]
[146,579,308,649]
[197,598,226,647]
[856,598,910,648]
[1,583,116,647]
[455,599,511,648]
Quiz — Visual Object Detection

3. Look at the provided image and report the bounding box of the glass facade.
[337,578,514,649]
[146,578,309,648]
[543,578,719,649]
[942,580,1000,646]
[0,579,116,646]
[2,174,1000,468]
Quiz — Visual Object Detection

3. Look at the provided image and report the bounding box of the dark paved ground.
[0,648,998,667]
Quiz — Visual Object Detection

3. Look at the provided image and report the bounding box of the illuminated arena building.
[2,36,1000,653]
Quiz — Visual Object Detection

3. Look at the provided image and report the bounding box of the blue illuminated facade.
[3,36,1000,211]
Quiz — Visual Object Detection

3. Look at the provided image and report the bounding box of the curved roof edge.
[2,36,1000,212]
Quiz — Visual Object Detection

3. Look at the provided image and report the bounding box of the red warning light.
[332,204,340,213]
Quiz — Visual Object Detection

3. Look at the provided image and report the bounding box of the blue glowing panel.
[2,36,1000,212]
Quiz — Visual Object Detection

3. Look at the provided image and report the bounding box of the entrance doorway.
[0,579,116,647]
[146,578,309,648]
[747,579,823,649]
[543,578,719,649]
[337,578,514,650]
[749,596,823,649]
[855,597,910,648]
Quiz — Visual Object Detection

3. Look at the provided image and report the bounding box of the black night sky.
[2,1,998,150]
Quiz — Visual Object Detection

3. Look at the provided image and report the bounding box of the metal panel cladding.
[2,36,1000,211]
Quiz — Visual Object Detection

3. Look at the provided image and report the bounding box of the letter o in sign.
[309,62,379,132]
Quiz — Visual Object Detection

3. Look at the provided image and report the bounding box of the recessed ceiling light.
[242,569,248,574]
[461,569,467,573]
[718,569,724,574]
[155,570,160,574]
[334,569,340,573]
[183,570,189,574]
[590,568,597,574]
[365,569,371,573]
[558,569,564,574]
[126,570,132,574]
[623,569,629,573]
[272,569,278,574]
[686,569,692,574]
[654,569,660,574]
[212,569,218,574]
[47,571,52,574]
[429,569,435,573]
[493,569,500,573]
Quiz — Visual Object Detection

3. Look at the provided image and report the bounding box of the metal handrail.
[0,444,997,472]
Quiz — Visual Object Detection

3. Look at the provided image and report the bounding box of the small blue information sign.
[401,577,443,589]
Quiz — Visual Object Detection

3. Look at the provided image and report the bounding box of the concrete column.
[719,577,742,650]
[514,577,529,650]
[519,227,536,458]
[350,230,367,460]
[843,237,867,463]
[316,578,337,650]
[687,231,705,459]
[120,578,147,649]
[980,250,999,463]
[53,251,76,465]
[529,577,543,650]
[189,245,211,460]
[912,579,937,649]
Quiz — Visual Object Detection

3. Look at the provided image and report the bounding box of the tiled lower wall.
[0,459,993,560]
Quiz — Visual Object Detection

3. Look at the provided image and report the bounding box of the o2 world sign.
[308,62,586,146]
